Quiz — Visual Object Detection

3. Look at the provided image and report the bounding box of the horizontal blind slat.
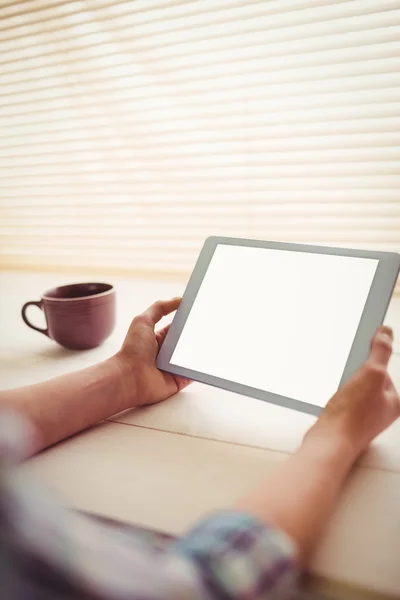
[1,161,400,180]
[2,102,400,140]
[2,73,399,111]
[2,241,398,261]
[1,0,263,34]
[2,35,400,81]
[2,218,399,236]
[3,40,400,88]
[2,86,399,121]
[2,147,400,166]
[1,177,399,189]
[2,235,398,252]
[2,24,399,74]
[2,1,399,49]
[2,61,400,100]
[1,127,399,153]
[2,190,399,205]
[1,165,399,180]
[2,21,400,75]
[2,201,399,214]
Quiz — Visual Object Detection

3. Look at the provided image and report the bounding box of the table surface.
[1,270,400,599]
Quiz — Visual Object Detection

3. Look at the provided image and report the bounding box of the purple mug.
[22,282,116,350]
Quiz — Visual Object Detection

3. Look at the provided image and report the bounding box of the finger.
[380,325,394,340]
[369,327,393,368]
[385,374,399,396]
[370,325,394,349]
[156,324,170,348]
[175,375,193,392]
[384,389,400,418]
[141,298,181,327]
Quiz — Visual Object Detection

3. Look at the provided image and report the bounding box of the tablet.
[157,237,400,416]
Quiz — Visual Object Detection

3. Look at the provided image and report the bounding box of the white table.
[1,271,400,598]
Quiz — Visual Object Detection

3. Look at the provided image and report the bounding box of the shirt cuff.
[175,511,297,599]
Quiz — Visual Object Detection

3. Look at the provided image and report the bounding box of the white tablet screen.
[171,244,379,408]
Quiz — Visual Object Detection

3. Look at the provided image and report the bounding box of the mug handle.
[21,301,49,337]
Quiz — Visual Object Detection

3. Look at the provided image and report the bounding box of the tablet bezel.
[157,237,400,416]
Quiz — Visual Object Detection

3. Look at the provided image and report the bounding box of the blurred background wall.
[1,0,399,291]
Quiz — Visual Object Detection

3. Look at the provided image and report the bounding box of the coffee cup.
[22,282,116,350]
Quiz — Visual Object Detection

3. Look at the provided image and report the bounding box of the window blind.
[1,0,399,291]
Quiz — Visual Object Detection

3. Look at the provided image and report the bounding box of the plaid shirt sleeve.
[0,411,297,599]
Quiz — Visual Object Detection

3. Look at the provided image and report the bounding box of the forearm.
[237,433,355,565]
[0,355,133,452]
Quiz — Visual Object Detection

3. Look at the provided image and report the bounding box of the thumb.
[156,324,170,349]
[369,326,393,368]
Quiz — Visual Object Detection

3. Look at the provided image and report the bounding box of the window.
[1,0,399,291]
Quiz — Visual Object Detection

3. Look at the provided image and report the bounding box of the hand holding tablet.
[157,237,400,415]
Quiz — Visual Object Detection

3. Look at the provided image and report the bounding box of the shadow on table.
[36,345,96,360]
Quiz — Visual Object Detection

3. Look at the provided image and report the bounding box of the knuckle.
[375,334,393,350]
[132,315,144,326]
[364,361,386,378]
[141,313,153,326]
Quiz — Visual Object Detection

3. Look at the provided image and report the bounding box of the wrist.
[108,353,139,411]
[301,423,358,474]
